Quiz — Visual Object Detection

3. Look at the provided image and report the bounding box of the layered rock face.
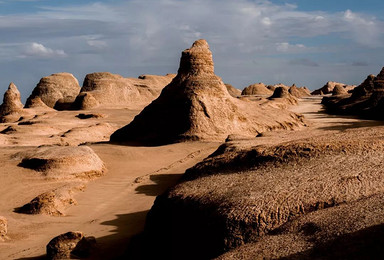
[111,39,305,145]
[322,67,384,119]
[25,73,80,109]
[73,72,175,109]
[241,83,272,96]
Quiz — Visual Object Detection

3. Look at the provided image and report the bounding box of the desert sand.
[0,95,382,259]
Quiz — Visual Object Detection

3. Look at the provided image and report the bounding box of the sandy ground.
[0,96,383,259]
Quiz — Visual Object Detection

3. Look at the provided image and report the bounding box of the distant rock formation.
[73,72,175,109]
[0,83,24,122]
[312,81,355,95]
[332,85,348,96]
[25,96,52,109]
[111,39,305,145]
[225,84,241,97]
[241,83,272,96]
[322,67,384,119]
[25,73,80,110]
[269,87,298,106]
[46,231,96,260]
[289,84,311,98]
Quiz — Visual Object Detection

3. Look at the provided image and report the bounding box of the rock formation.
[0,83,24,122]
[322,67,384,119]
[16,184,85,216]
[269,86,298,105]
[0,216,7,241]
[144,127,384,259]
[289,84,311,98]
[332,84,348,95]
[225,84,241,97]
[241,83,272,96]
[312,81,355,95]
[19,146,106,179]
[25,73,80,109]
[73,72,175,109]
[110,39,305,145]
[46,231,96,260]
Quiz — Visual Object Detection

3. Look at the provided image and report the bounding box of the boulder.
[25,73,80,109]
[110,39,305,145]
[46,231,96,260]
[241,83,272,96]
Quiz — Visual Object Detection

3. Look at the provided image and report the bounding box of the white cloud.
[23,42,67,58]
[276,42,307,53]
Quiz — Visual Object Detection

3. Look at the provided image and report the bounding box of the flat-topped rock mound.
[111,39,305,145]
[73,72,175,109]
[144,127,384,259]
[312,81,355,95]
[18,146,106,179]
[322,67,384,119]
[241,83,272,96]
[25,73,80,110]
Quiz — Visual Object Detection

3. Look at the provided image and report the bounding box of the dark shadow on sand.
[135,173,183,196]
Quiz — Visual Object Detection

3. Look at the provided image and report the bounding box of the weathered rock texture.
[225,84,241,97]
[73,72,175,109]
[25,73,80,110]
[46,231,96,260]
[16,184,85,216]
[0,83,23,116]
[241,83,272,96]
[0,216,7,241]
[322,67,384,119]
[269,87,298,105]
[289,84,311,98]
[18,146,106,179]
[332,84,348,96]
[144,127,384,259]
[111,39,305,145]
[311,81,355,95]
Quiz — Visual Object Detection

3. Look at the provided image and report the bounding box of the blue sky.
[0,0,383,101]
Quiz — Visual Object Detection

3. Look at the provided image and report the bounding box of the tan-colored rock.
[225,84,241,97]
[16,184,85,216]
[18,146,106,179]
[269,86,298,105]
[332,85,348,95]
[75,72,175,109]
[241,83,272,96]
[24,96,52,110]
[312,81,355,95]
[145,127,384,259]
[111,39,305,145]
[46,231,96,260]
[25,73,80,109]
[289,84,311,98]
[0,216,7,241]
[0,83,23,116]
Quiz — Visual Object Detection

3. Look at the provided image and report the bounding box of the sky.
[0,0,384,101]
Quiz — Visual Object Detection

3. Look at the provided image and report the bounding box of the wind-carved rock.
[0,83,24,122]
[25,73,80,110]
[111,39,305,145]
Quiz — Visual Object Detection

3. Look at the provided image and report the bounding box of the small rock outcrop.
[0,83,24,122]
[0,216,7,241]
[18,146,106,179]
[16,184,85,216]
[25,73,80,109]
[332,85,348,96]
[289,84,311,98]
[46,231,96,260]
[241,83,272,96]
[73,72,175,109]
[111,39,305,145]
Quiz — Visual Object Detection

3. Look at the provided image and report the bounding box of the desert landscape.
[0,36,384,260]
